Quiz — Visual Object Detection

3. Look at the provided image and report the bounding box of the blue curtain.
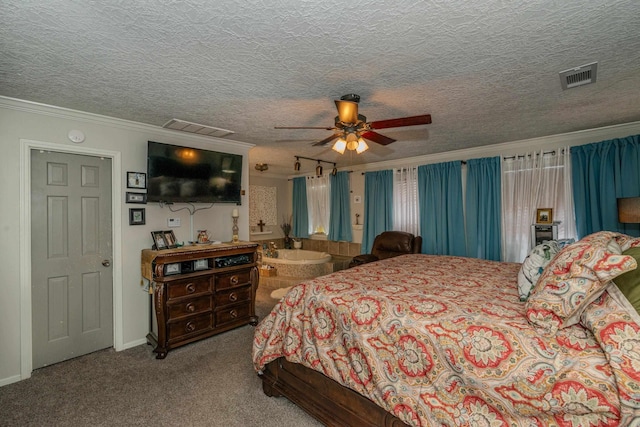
[417,161,466,256]
[465,157,502,260]
[328,171,353,242]
[362,170,393,254]
[571,135,640,237]
[292,177,309,238]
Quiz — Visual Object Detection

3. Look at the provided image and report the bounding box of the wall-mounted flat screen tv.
[147,141,242,204]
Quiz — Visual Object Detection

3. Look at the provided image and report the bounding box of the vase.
[284,235,292,249]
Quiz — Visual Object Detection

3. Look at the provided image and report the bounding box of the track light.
[316,160,323,176]
[331,163,337,176]
[294,157,301,171]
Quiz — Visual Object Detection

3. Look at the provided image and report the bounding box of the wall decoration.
[127,171,146,189]
[129,208,145,225]
[126,192,147,204]
[249,185,277,227]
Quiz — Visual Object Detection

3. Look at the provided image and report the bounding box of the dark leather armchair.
[349,231,422,268]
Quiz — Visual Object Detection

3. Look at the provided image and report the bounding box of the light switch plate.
[168,218,181,227]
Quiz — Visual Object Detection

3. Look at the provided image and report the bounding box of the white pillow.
[517,241,561,301]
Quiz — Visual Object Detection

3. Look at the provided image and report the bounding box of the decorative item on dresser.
[141,242,259,359]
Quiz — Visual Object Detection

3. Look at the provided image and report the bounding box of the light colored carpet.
[0,284,321,427]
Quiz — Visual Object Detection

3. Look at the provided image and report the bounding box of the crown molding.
[0,95,254,151]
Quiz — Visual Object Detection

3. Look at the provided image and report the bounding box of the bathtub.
[262,249,332,279]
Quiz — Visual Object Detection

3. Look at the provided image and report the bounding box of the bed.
[252,231,640,426]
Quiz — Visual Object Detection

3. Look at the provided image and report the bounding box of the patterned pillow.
[517,241,561,301]
[525,231,638,335]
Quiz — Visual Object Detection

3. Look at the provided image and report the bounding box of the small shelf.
[250,231,273,235]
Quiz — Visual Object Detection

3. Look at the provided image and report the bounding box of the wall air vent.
[162,119,235,138]
[559,62,597,90]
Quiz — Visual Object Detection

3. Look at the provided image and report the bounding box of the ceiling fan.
[275,94,432,154]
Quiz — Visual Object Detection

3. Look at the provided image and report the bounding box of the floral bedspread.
[252,254,640,426]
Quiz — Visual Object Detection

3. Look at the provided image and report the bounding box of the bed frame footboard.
[260,358,409,427]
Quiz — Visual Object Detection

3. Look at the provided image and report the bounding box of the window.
[306,175,331,235]
[392,167,420,235]
[501,148,577,262]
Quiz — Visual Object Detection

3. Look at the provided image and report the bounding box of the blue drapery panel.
[418,161,466,255]
[328,171,353,242]
[362,170,393,254]
[292,177,309,238]
[571,135,640,237]
[465,157,502,260]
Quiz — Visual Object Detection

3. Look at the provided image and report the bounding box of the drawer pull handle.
[186,303,195,312]
[185,322,196,332]
[230,309,238,318]
[186,283,196,293]
[230,275,239,285]
[228,292,237,302]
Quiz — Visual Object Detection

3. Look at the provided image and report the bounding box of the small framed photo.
[127,171,146,189]
[126,192,147,204]
[129,208,145,225]
[536,208,553,224]
[163,230,178,248]
[151,230,168,250]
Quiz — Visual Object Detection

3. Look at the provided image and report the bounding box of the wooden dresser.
[141,242,259,359]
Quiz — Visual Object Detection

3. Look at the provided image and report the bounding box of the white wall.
[0,97,253,386]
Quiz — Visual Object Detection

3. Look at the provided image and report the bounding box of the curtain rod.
[360,161,468,175]
[503,150,561,160]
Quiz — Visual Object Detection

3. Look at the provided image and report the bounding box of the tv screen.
[147,141,242,204]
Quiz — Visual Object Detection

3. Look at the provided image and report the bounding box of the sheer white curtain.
[306,175,331,234]
[501,148,577,262]
[392,167,420,236]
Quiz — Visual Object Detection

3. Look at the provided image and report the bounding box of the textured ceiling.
[2,0,640,176]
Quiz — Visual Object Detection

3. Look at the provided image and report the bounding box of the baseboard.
[119,338,147,351]
[0,374,23,388]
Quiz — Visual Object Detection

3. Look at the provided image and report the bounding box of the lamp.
[355,137,369,154]
[332,138,347,154]
[315,161,323,176]
[618,197,640,223]
[294,157,301,171]
[255,163,268,172]
[332,132,369,154]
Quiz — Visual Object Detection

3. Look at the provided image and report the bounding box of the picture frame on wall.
[536,208,553,224]
[126,192,147,204]
[129,208,145,225]
[127,171,146,189]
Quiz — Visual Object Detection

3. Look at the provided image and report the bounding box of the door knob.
[102,260,111,267]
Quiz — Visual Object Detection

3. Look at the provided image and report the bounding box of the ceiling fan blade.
[360,131,396,146]
[275,126,335,130]
[312,133,340,146]
[334,100,359,124]
[369,114,432,130]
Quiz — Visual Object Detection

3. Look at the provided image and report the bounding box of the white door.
[31,150,113,369]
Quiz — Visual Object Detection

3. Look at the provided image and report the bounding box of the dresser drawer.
[215,303,251,326]
[167,296,212,320]
[215,285,251,307]
[216,270,251,290]
[166,277,212,300]
[167,313,213,342]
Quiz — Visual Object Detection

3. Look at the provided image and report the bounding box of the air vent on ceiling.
[559,62,597,90]
[162,119,235,138]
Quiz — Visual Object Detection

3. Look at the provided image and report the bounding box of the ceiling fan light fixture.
[355,138,369,154]
[332,138,347,154]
